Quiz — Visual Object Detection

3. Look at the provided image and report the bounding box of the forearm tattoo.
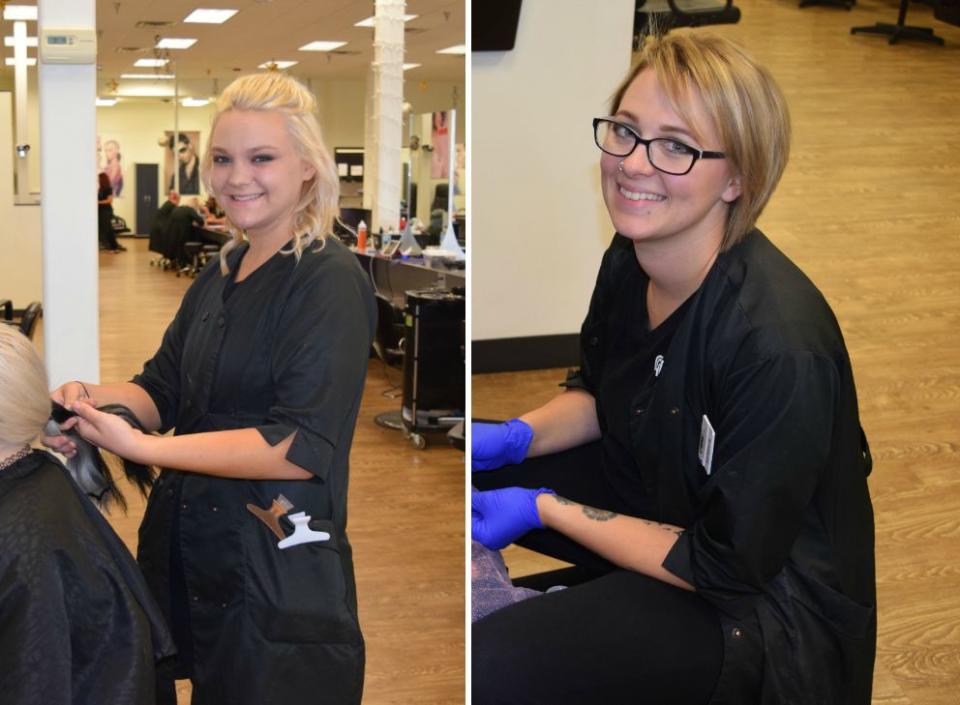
[551,495,684,533]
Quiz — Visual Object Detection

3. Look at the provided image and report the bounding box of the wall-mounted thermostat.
[40,28,97,64]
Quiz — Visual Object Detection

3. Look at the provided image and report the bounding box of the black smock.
[566,230,876,705]
[132,236,375,705]
[0,450,175,705]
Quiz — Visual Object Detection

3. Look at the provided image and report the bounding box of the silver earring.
[618,160,625,173]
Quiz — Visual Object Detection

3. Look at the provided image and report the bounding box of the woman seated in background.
[471,31,876,705]
[0,325,173,704]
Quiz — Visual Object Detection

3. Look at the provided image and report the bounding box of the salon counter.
[353,249,465,307]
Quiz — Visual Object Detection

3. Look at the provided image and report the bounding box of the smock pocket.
[244,514,361,645]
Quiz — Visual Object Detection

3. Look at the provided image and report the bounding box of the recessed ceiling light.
[121,73,175,80]
[96,98,118,106]
[298,41,347,52]
[4,36,38,47]
[134,58,170,67]
[181,97,210,107]
[258,60,298,70]
[354,14,417,27]
[403,63,421,71]
[156,38,197,50]
[436,44,466,55]
[2,5,38,21]
[183,8,238,24]
[5,57,37,66]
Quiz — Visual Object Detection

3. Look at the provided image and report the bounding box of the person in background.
[0,325,174,704]
[471,31,875,705]
[164,198,205,268]
[149,190,180,260]
[46,71,375,705]
[97,172,125,253]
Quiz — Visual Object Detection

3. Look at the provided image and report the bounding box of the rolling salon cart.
[399,288,465,449]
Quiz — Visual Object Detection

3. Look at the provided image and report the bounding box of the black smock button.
[669,407,679,415]
[217,316,225,328]
[201,312,209,322]
[732,627,743,638]
[181,502,188,510]
[588,336,600,346]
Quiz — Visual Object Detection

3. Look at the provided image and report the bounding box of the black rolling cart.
[399,288,465,449]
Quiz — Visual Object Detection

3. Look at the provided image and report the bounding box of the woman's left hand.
[71,399,148,462]
[471,487,556,550]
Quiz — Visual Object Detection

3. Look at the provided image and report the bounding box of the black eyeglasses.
[593,118,725,176]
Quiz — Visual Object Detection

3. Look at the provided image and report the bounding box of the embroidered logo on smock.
[654,354,664,377]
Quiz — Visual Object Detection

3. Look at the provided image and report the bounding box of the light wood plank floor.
[38,238,464,704]
[473,2,960,704]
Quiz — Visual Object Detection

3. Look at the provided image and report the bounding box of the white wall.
[471,0,635,341]
[0,92,43,305]
[95,77,464,229]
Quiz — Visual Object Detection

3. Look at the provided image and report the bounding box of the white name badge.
[698,414,716,476]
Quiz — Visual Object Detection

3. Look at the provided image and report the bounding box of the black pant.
[472,444,723,705]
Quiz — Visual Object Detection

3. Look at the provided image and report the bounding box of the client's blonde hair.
[0,326,49,447]
[201,72,340,274]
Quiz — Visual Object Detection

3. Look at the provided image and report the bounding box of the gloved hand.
[471,486,555,550]
[472,419,534,471]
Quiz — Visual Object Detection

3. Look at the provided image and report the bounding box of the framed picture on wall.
[160,130,201,195]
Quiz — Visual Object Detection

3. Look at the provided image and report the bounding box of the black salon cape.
[0,450,175,705]
[132,237,375,705]
[568,230,876,705]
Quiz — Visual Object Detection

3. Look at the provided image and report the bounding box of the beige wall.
[471,0,635,341]
[0,91,43,304]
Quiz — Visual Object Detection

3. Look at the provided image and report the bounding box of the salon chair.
[1,300,43,340]
[634,0,741,45]
[851,0,945,44]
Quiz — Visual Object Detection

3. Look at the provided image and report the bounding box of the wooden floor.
[473,2,960,704]
[39,239,465,704]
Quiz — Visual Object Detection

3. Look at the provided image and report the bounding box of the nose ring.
[618,160,625,173]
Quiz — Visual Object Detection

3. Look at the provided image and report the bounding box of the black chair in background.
[634,0,741,46]
[852,0,946,44]
[1,300,43,340]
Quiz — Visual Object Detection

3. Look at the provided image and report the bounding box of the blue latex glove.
[471,419,534,471]
[472,486,555,550]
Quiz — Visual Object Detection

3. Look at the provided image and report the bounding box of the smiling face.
[600,68,740,251]
[209,110,316,245]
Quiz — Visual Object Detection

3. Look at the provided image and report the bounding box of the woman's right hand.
[471,419,534,471]
[42,381,96,457]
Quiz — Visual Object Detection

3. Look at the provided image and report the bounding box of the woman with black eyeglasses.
[471,31,875,705]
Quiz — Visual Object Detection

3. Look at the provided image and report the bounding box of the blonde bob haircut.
[0,326,50,448]
[611,31,791,250]
[201,72,340,274]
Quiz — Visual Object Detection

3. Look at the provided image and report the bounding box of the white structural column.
[370,0,405,233]
[11,20,32,197]
[38,0,99,386]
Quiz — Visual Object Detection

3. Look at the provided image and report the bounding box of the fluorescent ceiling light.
[4,57,36,66]
[96,98,118,106]
[258,60,298,70]
[2,6,38,21]
[181,97,210,107]
[298,40,347,52]
[121,73,175,80]
[436,44,466,55]
[4,36,38,47]
[403,63,421,71]
[115,86,175,97]
[354,14,417,27]
[184,8,238,24]
[156,38,197,50]
[134,58,170,67]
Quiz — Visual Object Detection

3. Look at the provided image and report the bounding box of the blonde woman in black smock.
[472,33,876,705]
[45,73,375,705]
